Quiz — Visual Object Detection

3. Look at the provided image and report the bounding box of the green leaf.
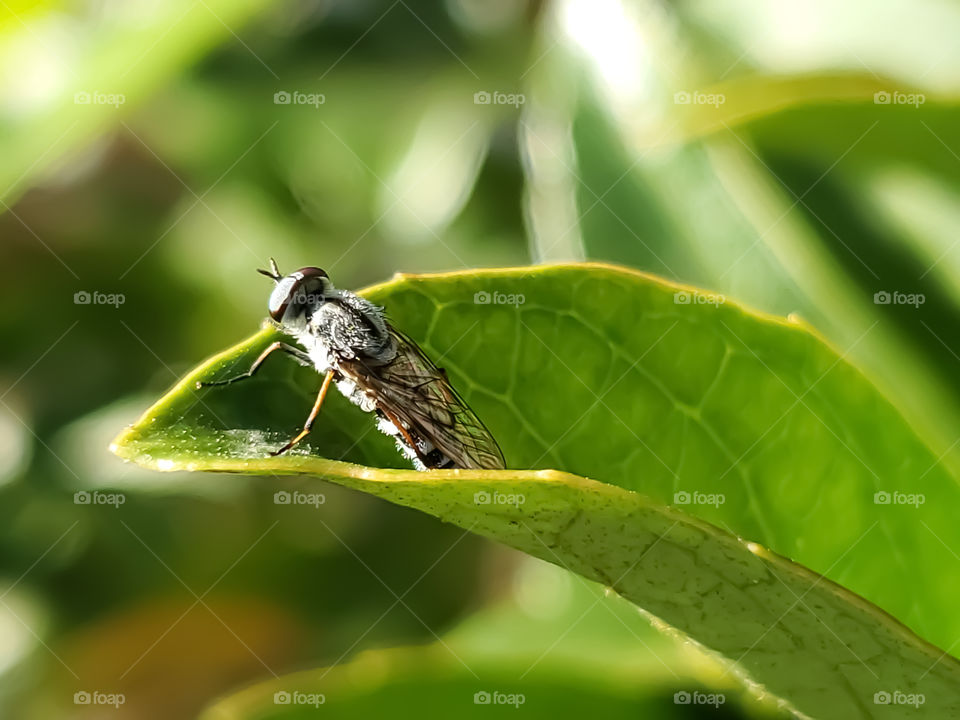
[199,571,784,719]
[197,647,771,720]
[565,69,960,480]
[112,264,960,719]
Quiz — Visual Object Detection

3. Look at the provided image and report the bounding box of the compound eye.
[267,275,299,322]
[293,267,328,280]
[267,268,330,323]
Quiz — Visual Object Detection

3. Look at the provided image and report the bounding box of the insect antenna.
[257,258,282,281]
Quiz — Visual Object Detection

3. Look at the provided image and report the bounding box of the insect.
[198,259,505,470]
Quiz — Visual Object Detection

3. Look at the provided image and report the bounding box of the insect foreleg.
[196,342,311,388]
[271,368,336,456]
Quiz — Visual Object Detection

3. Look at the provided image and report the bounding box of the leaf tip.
[108,428,131,459]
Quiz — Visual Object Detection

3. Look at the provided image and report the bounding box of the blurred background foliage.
[0,0,957,717]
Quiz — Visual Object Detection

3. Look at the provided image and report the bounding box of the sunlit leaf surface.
[113,264,960,719]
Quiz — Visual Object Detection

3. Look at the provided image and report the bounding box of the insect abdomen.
[375,412,453,470]
[336,376,376,413]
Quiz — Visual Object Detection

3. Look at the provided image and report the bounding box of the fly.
[197,259,506,470]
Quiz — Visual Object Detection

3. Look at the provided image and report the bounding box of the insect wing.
[342,328,505,469]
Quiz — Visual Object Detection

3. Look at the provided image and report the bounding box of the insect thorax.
[293,292,395,414]
[297,293,391,361]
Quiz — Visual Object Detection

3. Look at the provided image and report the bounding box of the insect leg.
[196,342,310,388]
[271,368,336,456]
[379,406,433,468]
